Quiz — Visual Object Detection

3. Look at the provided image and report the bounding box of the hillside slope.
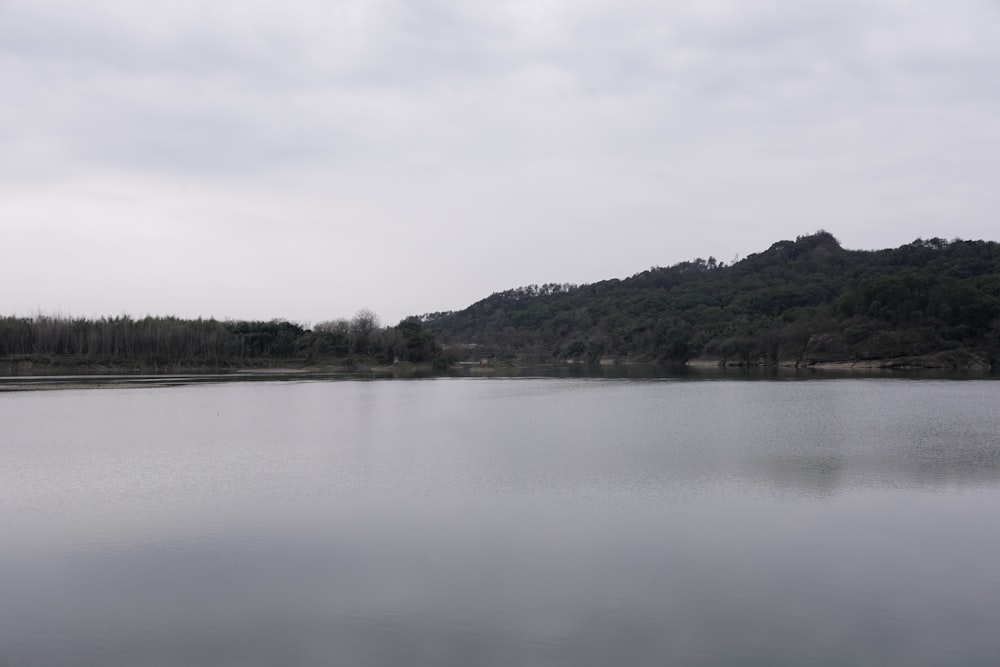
[421,232,1000,369]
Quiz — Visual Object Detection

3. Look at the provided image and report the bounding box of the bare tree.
[349,309,381,355]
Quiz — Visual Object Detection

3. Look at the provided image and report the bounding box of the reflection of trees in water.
[762,452,846,498]
[903,436,1000,488]
[757,437,1000,496]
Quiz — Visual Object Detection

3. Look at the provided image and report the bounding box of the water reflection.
[2,378,1000,665]
[5,489,1000,666]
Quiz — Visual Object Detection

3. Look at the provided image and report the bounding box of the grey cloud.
[2,0,999,323]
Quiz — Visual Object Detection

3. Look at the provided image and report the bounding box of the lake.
[2,375,999,666]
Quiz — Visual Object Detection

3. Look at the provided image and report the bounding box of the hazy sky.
[3,0,999,325]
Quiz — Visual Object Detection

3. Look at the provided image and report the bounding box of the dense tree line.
[422,232,1000,369]
[1,311,445,372]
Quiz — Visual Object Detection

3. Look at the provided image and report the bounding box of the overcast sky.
[3,0,999,325]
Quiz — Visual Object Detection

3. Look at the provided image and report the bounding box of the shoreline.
[0,361,442,392]
[684,353,993,372]
[2,359,996,392]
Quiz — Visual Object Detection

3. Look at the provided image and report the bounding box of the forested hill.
[421,232,1000,369]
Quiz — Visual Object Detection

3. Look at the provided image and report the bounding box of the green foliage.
[225,320,305,357]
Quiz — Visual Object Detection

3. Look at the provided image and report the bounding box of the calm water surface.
[2,377,999,666]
